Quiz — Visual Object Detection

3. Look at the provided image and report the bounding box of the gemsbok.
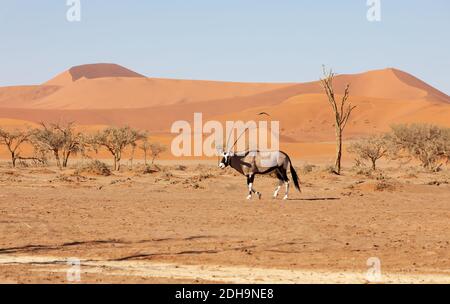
[219,150,301,200]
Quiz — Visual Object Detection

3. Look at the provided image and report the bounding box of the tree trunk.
[63,151,71,168]
[129,148,135,170]
[115,155,121,171]
[11,152,17,168]
[11,151,16,168]
[54,150,62,170]
[371,159,377,171]
[144,151,147,166]
[334,127,342,175]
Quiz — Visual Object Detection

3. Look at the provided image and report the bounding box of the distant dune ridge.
[0,63,449,143]
[44,63,146,86]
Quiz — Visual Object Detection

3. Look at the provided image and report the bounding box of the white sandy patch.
[0,255,449,284]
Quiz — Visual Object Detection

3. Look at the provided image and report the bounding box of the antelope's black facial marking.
[221,156,228,165]
[218,152,231,169]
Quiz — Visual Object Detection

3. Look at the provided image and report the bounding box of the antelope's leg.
[283,181,290,200]
[247,175,253,200]
[247,175,261,200]
[273,178,283,198]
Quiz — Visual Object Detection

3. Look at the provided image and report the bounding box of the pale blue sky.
[0,0,449,94]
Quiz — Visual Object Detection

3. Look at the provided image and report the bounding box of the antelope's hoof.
[283,195,289,200]
[246,195,252,200]
[257,192,262,200]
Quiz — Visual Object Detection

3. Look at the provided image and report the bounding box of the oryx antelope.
[219,150,301,200]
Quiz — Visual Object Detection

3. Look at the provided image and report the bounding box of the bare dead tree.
[0,128,32,167]
[92,126,146,171]
[320,66,356,174]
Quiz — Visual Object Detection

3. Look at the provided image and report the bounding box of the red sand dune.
[0,63,449,144]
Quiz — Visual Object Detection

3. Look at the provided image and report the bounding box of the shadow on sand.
[288,197,341,201]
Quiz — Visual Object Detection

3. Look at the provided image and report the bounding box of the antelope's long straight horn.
[228,127,249,153]
[225,121,235,153]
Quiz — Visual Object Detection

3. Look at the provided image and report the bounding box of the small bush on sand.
[76,160,111,176]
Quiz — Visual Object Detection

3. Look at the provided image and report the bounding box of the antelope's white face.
[219,152,231,169]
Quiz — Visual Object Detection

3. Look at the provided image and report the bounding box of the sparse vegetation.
[386,124,450,172]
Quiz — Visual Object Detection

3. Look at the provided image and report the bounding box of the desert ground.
[0,159,449,284]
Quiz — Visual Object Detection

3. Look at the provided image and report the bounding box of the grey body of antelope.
[219,150,301,200]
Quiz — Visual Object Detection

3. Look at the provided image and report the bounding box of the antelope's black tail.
[286,155,301,192]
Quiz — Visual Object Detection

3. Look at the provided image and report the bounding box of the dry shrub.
[322,164,336,174]
[27,168,56,175]
[192,172,214,182]
[143,165,160,174]
[52,174,88,183]
[375,181,396,192]
[355,167,374,178]
[76,160,111,176]
[1,170,21,177]
[426,180,449,186]
[158,169,173,181]
[175,165,187,171]
[110,177,132,185]
[301,163,316,174]
[134,163,161,175]
[348,135,388,170]
[402,173,418,179]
